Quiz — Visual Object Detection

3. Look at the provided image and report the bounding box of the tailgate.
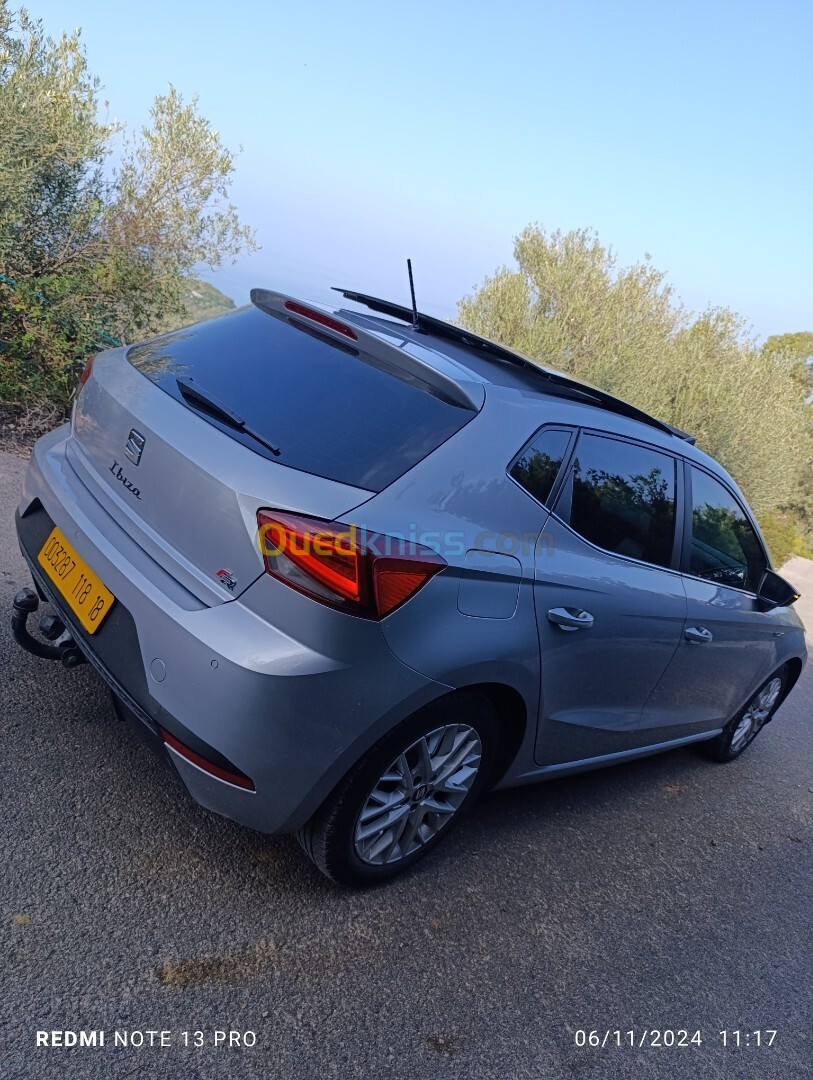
[69,348,373,605]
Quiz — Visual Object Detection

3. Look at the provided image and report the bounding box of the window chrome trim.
[541,508,688,579]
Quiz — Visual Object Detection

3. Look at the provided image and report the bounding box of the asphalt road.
[1,447,811,1080]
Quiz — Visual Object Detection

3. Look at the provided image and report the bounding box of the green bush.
[758,512,804,569]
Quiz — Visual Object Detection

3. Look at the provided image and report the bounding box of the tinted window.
[688,467,765,591]
[510,428,572,505]
[128,306,474,491]
[566,434,676,567]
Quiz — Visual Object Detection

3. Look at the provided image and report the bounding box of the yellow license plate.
[37,527,115,635]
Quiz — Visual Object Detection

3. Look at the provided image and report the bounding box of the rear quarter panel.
[352,389,563,771]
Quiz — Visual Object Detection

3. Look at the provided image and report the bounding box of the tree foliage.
[458,225,812,536]
[762,331,813,397]
[0,3,255,406]
[762,331,813,365]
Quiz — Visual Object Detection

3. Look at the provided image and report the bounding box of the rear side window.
[563,433,677,568]
[510,427,572,505]
[687,467,765,592]
[128,306,474,491]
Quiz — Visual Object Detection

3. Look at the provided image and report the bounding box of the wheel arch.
[781,655,805,702]
[455,681,528,787]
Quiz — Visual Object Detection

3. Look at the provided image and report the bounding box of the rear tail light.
[78,355,95,385]
[256,510,446,619]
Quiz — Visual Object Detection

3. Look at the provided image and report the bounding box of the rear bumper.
[15,427,447,833]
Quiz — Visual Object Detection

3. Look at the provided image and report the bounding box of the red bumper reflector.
[158,726,255,791]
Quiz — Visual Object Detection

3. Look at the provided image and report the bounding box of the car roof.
[330,286,698,445]
[251,286,734,487]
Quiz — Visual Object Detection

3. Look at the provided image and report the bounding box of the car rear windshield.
[127,306,475,491]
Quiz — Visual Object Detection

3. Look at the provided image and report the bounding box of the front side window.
[688,467,765,592]
[564,433,677,568]
[510,427,572,506]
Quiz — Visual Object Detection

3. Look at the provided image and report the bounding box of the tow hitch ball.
[12,588,86,668]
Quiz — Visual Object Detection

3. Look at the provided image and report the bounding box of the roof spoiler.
[251,289,481,412]
[332,287,696,445]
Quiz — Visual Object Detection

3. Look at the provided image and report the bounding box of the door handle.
[685,625,713,644]
[547,607,594,631]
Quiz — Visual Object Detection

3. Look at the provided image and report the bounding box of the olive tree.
[0,3,255,407]
[458,225,810,526]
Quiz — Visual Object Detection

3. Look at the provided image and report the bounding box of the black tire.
[699,665,788,763]
[297,691,499,886]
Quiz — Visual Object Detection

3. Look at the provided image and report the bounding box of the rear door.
[641,463,778,736]
[531,430,687,766]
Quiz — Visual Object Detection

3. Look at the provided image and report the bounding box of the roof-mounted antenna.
[406,258,424,333]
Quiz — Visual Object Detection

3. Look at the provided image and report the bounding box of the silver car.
[13,286,807,884]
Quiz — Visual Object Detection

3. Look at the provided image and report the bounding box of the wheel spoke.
[395,753,414,796]
[433,735,478,783]
[355,802,410,842]
[731,716,752,750]
[365,826,398,863]
[421,796,456,817]
[435,762,479,797]
[417,737,433,785]
[358,791,408,826]
[757,679,781,715]
[382,807,412,862]
[397,804,426,857]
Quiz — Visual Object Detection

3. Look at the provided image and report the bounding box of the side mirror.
[757,569,800,610]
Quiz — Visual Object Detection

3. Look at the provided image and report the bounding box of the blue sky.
[32,0,813,339]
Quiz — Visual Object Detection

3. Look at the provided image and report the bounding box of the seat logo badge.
[109,461,142,499]
[216,568,238,592]
[125,429,145,466]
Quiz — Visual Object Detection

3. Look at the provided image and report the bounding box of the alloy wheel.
[730,677,783,753]
[353,723,482,866]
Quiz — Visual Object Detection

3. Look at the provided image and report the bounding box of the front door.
[641,464,778,738]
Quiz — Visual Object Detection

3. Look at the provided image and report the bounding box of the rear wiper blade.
[176,375,281,456]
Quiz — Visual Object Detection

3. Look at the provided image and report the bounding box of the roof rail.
[333,287,696,445]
